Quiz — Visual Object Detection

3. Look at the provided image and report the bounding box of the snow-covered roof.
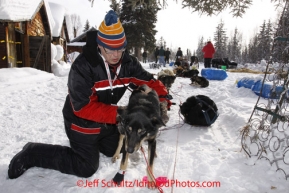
[48,2,65,37]
[70,27,97,43]
[67,42,86,46]
[0,0,43,22]
[43,0,54,36]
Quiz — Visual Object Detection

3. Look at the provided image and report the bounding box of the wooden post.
[23,21,30,67]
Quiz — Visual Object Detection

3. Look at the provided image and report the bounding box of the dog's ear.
[151,116,166,128]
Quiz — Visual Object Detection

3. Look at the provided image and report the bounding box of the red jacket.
[202,42,215,58]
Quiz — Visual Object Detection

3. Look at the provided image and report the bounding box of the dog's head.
[173,66,184,76]
[117,110,164,153]
[158,75,176,91]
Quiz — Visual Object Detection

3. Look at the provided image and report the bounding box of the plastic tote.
[201,68,228,80]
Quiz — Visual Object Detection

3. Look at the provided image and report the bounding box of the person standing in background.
[158,46,165,67]
[142,50,147,63]
[176,47,183,59]
[202,41,215,68]
[165,48,171,64]
[154,46,159,63]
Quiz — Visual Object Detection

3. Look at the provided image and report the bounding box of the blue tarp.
[237,77,285,99]
[237,77,258,89]
[201,68,228,80]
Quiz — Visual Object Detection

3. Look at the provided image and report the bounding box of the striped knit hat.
[97,10,127,50]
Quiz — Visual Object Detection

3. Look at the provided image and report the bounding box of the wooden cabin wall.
[0,24,8,68]
[27,12,51,72]
[27,12,45,36]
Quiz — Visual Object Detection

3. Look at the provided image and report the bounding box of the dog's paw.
[111,154,120,163]
[112,172,124,185]
[146,169,156,189]
[147,181,156,189]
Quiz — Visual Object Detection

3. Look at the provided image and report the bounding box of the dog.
[157,69,176,93]
[190,76,209,88]
[173,66,199,78]
[182,69,199,78]
[112,84,166,187]
[173,66,184,76]
[180,95,218,126]
[149,63,161,69]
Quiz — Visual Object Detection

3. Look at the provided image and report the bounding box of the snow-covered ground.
[0,62,288,193]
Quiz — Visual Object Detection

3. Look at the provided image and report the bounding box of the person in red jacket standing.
[202,41,215,68]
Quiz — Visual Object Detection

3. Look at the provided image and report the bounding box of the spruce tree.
[264,19,273,60]
[228,28,242,62]
[257,21,267,60]
[241,45,249,64]
[248,34,259,63]
[120,0,159,58]
[196,36,204,61]
[272,2,289,63]
[213,19,228,58]
[83,19,90,32]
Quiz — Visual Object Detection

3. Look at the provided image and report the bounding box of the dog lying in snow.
[112,84,167,187]
[190,76,209,88]
[173,66,199,78]
[182,69,199,77]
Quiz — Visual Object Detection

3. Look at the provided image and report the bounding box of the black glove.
[128,83,139,90]
[159,94,173,100]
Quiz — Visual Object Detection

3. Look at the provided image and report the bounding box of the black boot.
[8,142,99,179]
[8,142,34,179]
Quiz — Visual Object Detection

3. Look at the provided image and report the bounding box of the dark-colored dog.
[112,84,165,186]
[157,69,176,93]
[182,69,199,78]
[190,76,209,88]
[173,66,199,78]
[180,95,218,126]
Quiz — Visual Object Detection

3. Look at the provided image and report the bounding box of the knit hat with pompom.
[97,10,127,50]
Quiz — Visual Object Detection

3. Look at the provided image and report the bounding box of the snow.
[67,42,86,46]
[48,2,66,37]
[43,0,55,36]
[0,0,42,22]
[0,61,289,193]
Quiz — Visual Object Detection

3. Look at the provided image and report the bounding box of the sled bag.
[180,95,219,126]
[201,68,227,80]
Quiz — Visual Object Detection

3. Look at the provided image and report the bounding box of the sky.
[1,58,289,192]
[48,0,280,53]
